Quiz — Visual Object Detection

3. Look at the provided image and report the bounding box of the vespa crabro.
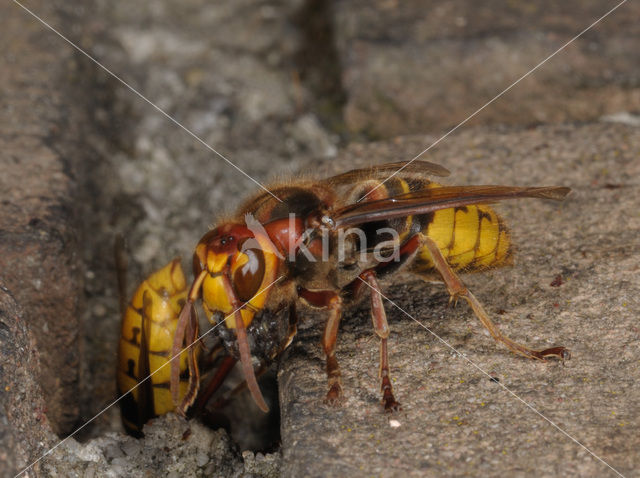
[115,238,199,436]
[170,160,570,414]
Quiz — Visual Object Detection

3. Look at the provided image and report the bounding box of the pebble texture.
[40,415,244,478]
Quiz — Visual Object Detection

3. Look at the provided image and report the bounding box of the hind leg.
[420,234,569,361]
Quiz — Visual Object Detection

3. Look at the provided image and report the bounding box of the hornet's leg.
[323,295,344,405]
[298,288,344,405]
[171,270,207,414]
[360,270,400,412]
[420,234,569,361]
[185,308,200,399]
[193,355,237,413]
[285,303,299,350]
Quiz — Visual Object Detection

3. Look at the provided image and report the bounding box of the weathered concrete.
[0,0,85,437]
[279,123,640,477]
[334,0,640,138]
[0,287,57,477]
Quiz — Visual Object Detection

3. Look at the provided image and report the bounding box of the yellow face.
[194,227,279,329]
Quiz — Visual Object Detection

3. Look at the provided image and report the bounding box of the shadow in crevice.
[292,0,347,137]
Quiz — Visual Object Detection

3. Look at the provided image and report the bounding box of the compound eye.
[232,248,265,302]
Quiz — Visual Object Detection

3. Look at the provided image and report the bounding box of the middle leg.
[360,270,400,411]
[297,288,344,405]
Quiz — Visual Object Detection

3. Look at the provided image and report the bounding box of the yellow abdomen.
[116,259,194,434]
[343,175,514,275]
[413,203,512,273]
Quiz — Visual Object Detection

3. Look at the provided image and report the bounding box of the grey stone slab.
[279,122,640,477]
[334,0,640,138]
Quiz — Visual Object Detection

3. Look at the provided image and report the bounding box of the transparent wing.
[332,185,570,228]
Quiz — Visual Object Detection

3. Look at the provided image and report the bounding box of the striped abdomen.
[116,259,193,435]
[413,201,512,273]
[344,175,513,275]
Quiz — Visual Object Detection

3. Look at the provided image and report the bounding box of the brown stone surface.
[279,123,640,477]
[334,0,640,138]
[0,287,56,476]
[0,1,84,436]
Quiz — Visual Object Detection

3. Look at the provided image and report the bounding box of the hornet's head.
[192,221,280,329]
[190,219,282,412]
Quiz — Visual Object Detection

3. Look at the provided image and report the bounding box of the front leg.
[297,288,344,405]
[171,270,207,413]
